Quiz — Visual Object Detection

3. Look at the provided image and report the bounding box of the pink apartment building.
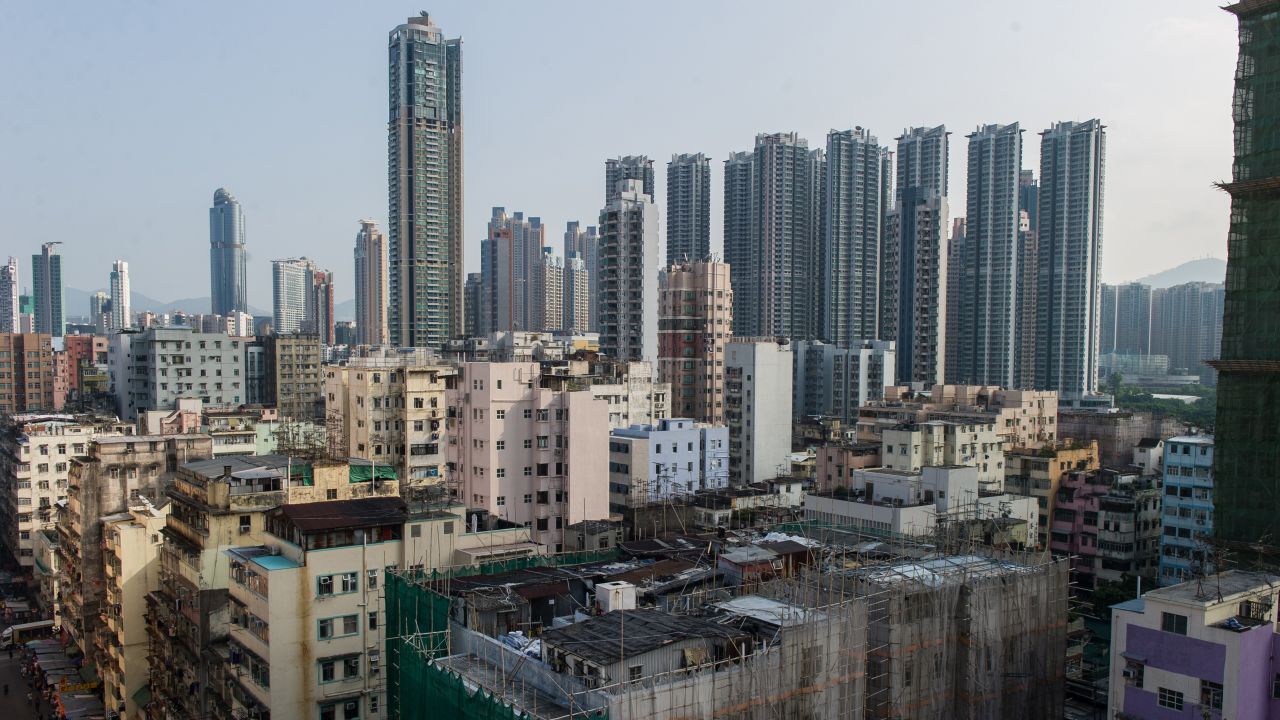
[446,362,611,551]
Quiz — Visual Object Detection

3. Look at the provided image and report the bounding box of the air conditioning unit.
[1122,668,1138,679]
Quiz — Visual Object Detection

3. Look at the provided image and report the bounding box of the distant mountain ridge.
[64,287,269,318]
[1132,258,1226,288]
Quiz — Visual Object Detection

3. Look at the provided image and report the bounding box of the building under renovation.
[384,526,1069,719]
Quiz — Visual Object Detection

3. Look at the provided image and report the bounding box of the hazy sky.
[0,1,1236,310]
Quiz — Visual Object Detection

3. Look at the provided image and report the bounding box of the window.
[344,656,360,678]
[344,615,359,635]
[369,612,379,631]
[496,410,506,420]
[1273,673,1280,698]
[496,468,506,478]
[319,618,334,639]
[496,440,505,450]
[319,572,358,596]
[523,439,532,449]
[537,436,549,448]
[239,515,251,534]
[524,494,532,504]
[1157,687,1184,711]
[340,572,359,593]
[1201,680,1223,710]
[321,704,337,720]
[1161,612,1188,635]
[345,700,360,719]
[496,495,506,506]
[370,695,379,714]
[320,660,336,682]
[628,665,643,681]
[368,569,379,590]
[523,409,532,419]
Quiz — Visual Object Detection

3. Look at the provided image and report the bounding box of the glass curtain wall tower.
[210,188,247,316]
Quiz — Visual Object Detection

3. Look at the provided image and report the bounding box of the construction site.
[384,521,1070,720]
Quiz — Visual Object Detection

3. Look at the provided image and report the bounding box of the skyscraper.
[353,219,388,345]
[310,269,335,345]
[463,273,481,338]
[0,257,17,333]
[723,151,755,335]
[946,123,1022,387]
[598,179,659,361]
[90,292,109,334]
[479,208,545,334]
[1035,120,1106,399]
[1152,282,1223,385]
[109,260,131,331]
[1099,282,1153,356]
[823,127,887,347]
[562,256,589,334]
[209,188,247,316]
[32,242,63,337]
[1213,0,1280,554]
[1016,170,1040,388]
[605,156,655,202]
[881,125,948,384]
[666,153,711,264]
[727,133,823,340]
[658,261,733,423]
[563,222,598,332]
[532,249,563,332]
[272,258,317,335]
[388,13,463,347]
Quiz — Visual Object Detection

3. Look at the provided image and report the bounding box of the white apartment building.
[326,353,455,484]
[0,414,128,566]
[793,339,896,424]
[588,361,671,430]
[881,420,1005,493]
[110,327,248,421]
[598,179,659,361]
[446,362,611,550]
[608,418,729,511]
[726,339,793,486]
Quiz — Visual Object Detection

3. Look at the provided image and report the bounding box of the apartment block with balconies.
[1159,435,1215,586]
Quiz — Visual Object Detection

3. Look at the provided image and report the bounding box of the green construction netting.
[349,464,398,483]
[386,549,620,719]
[290,464,314,486]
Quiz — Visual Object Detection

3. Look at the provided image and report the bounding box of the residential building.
[224,496,538,720]
[463,272,481,339]
[584,360,670,430]
[1057,408,1182,469]
[657,260,732,423]
[58,434,213,658]
[354,219,389,346]
[726,339,793,486]
[1049,468,1161,592]
[947,123,1021,387]
[563,221,599,332]
[210,187,248,316]
[63,334,110,399]
[726,133,823,340]
[598,179,659,361]
[109,259,132,331]
[881,125,948,385]
[804,465,1038,544]
[264,333,323,422]
[272,257,327,336]
[604,155,654,201]
[0,256,18,333]
[1035,119,1107,400]
[858,384,1058,450]
[1152,281,1224,385]
[607,418,729,510]
[479,208,546,334]
[90,290,110,334]
[147,456,399,720]
[793,339,894,426]
[723,150,755,335]
[445,362,611,549]
[0,333,56,413]
[1100,282,1153,356]
[109,327,248,421]
[0,414,127,568]
[1004,440,1100,548]
[1133,437,1165,476]
[532,249,564,331]
[1108,571,1280,720]
[388,13,463,347]
[823,127,883,346]
[324,353,455,484]
[1159,435,1215,586]
[308,268,336,345]
[813,440,881,492]
[99,497,168,718]
[32,241,64,337]
[667,153,711,264]
[562,254,590,334]
[881,419,1005,493]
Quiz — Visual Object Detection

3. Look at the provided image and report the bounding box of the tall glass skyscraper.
[1034,120,1106,399]
[666,153,711,265]
[32,242,63,337]
[210,187,247,316]
[946,123,1022,387]
[388,13,463,348]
